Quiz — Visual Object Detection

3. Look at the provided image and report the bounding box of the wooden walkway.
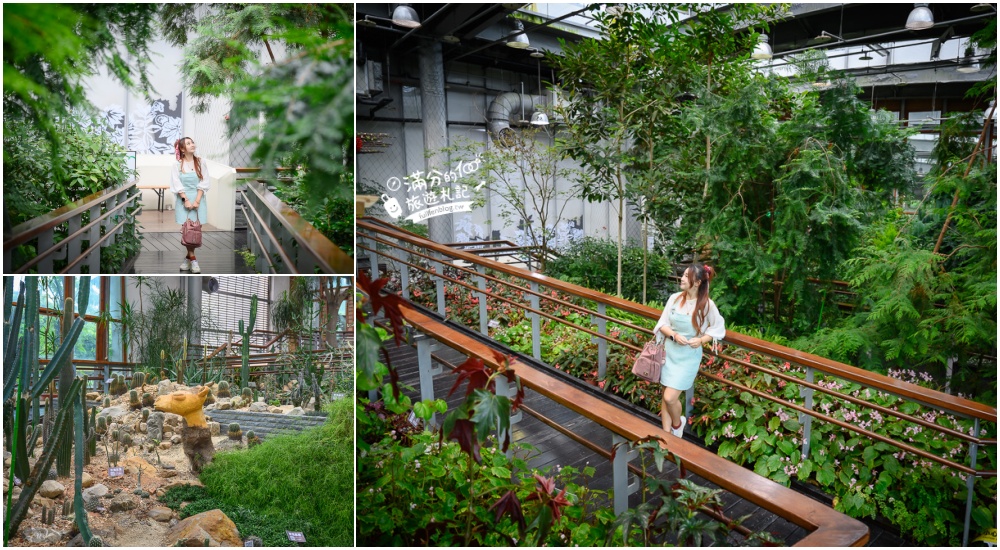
[132,209,255,274]
[383,326,911,546]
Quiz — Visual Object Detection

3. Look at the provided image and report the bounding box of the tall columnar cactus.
[109,374,127,396]
[131,372,146,390]
[238,295,258,388]
[57,276,88,476]
[176,337,188,384]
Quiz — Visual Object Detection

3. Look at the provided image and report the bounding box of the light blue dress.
[174,170,208,225]
[652,293,727,391]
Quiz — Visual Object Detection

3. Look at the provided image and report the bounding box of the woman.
[652,263,725,438]
[170,137,210,274]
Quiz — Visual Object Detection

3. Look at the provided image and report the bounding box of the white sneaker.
[190,260,201,274]
[180,258,191,271]
[671,416,686,438]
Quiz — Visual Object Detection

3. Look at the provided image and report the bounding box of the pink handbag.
[631,340,665,383]
[181,211,202,248]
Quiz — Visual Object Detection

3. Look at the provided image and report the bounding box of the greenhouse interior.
[3,276,354,546]
[355,3,997,548]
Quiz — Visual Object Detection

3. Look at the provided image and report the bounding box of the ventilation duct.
[487,92,546,145]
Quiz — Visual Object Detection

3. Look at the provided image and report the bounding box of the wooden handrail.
[242,181,353,274]
[5,184,136,250]
[358,217,997,425]
[384,299,869,546]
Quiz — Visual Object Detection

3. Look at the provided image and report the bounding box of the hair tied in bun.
[705,265,716,280]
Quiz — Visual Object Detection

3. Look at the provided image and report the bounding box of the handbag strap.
[186,208,200,223]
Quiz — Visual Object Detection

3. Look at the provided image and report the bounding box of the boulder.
[139,422,148,433]
[83,484,109,500]
[85,392,101,401]
[164,509,241,547]
[159,442,172,450]
[81,472,95,488]
[164,412,185,428]
[149,506,174,522]
[97,406,127,421]
[287,407,305,416]
[124,456,154,476]
[171,435,183,445]
[147,411,165,442]
[217,401,232,411]
[157,380,176,396]
[270,407,283,414]
[22,527,62,545]
[109,494,138,513]
[248,402,269,413]
[38,480,65,498]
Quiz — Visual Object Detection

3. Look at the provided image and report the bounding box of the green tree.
[168,4,355,207]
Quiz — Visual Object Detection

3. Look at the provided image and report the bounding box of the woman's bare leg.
[662,386,684,430]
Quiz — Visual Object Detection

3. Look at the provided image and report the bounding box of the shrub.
[546,237,675,303]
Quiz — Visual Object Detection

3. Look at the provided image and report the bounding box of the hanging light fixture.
[528,48,545,59]
[751,34,772,60]
[814,31,841,43]
[507,19,530,49]
[905,3,934,31]
[970,3,993,13]
[859,49,873,61]
[531,58,549,126]
[957,46,980,73]
[391,4,421,29]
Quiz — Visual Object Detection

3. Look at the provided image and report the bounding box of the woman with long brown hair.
[170,136,210,273]
[652,263,726,438]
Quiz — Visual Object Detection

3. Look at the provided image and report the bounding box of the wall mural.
[95,93,183,154]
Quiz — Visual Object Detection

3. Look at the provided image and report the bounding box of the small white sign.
[407,411,421,428]
[488,320,500,328]
[286,531,306,543]
[108,467,124,478]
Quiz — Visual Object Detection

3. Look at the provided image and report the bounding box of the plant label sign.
[488,319,500,328]
[108,467,124,478]
[243,539,256,547]
[407,411,421,428]
[286,531,306,543]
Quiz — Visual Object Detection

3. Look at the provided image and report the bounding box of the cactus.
[122,433,134,447]
[228,423,242,440]
[246,431,261,448]
[41,506,56,524]
[241,387,253,402]
[141,392,154,408]
[96,416,108,434]
[204,388,216,406]
[217,381,231,398]
[102,396,111,408]
[141,408,150,422]
[131,371,146,390]
[85,404,98,463]
[62,499,73,517]
[88,535,104,547]
[129,389,140,409]
[176,337,188,384]
[108,373,128,396]
[239,295,258,388]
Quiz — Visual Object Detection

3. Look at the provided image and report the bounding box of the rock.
[164,509,242,547]
[11,487,22,500]
[217,401,232,411]
[81,472,94,488]
[157,380,176,396]
[109,494,138,512]
[86,392,101,401]
[270,407,283,414]
[208,422,221,436]
[124,456,154,476]
[22,527,62,545]
[159,442,172,450]
[97,406,127,421]
[171,435,182,445]
[39,480,65,498]
[287,407,305,416]
[84,484,109,500]
[163,413,185,428]
[149,506,174,522]
[139,422,148,433]
[204,404,217,412]
[147,411,165,442]
[248,402,269,413]
[164,427,174,437]
[160,469,178,478]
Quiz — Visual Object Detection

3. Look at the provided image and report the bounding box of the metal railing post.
[416,334,441,427]
[611,434,639,516]
[963,418,980,547]
[494,374,522,460]
[400,249,410,299]
[800,366,814,458]
[435,257,446,316]
[596,304,607,383]
[530,282,541,361]
[477,265,488,336]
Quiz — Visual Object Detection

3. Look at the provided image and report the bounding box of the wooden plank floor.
[132,230,255,274]
[381,325,911,547]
